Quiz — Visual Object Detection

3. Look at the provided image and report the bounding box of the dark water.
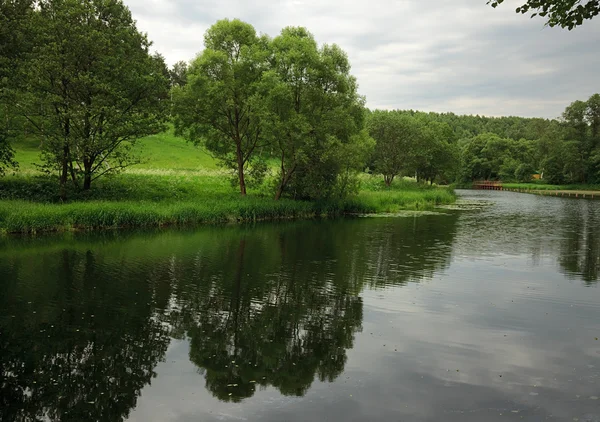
[1,190,599,422]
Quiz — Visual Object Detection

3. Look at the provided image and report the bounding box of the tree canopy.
[2,0,169,197]
[488,0,600,29]
[173,19,269,196]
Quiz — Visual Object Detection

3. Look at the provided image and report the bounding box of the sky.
[125,0,600,119]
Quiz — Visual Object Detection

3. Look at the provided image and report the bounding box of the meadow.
[0,130,456,234]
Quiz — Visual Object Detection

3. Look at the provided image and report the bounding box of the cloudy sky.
[126,0,600,118]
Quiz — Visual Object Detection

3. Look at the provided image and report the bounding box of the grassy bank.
[501,182,600,191]
[1,131,455,234]
[0,175,455,234]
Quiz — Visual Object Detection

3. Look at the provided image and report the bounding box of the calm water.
[1,190,599,422]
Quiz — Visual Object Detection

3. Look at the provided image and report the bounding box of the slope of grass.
[12,127,219,173]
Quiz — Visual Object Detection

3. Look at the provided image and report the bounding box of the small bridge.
[473,181,503,190]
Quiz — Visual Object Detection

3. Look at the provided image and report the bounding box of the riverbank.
[501,187,600,199]
[501,182,600,191]
[0,174,455,234]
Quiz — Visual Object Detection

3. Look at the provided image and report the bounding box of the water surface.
[1,190,599,421]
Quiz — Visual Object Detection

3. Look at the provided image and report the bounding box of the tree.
[410,119,458,184]
[586,93,600,141]
[15,0,169,196]
[173,19,269,196]
[264,27,367,200]
[0,0,33,175]
[488,0,600,29]
[367,111,421,186]
[169,60,188,88]
[460,133,516,181]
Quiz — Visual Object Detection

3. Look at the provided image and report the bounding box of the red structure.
[473,181,503,190]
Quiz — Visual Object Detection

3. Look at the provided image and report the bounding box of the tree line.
[1,1,372,201]
[1,0,598,202]
[368,95,600,185]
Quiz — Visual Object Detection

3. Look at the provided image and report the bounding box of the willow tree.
[264,27,369,200]
[173,19,269,196]
[17,0,168,196]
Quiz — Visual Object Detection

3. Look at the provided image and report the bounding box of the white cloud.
[126,0,600,118]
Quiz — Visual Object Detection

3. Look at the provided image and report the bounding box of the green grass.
[13,127,219,174]
[502,182,600,191]
[2,131,456,234]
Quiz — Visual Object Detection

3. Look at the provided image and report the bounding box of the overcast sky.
[126,0,600,118]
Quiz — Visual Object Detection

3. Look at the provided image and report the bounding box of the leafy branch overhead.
[488,0,600,29]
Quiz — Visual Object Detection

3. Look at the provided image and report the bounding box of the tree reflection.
[171,216,458,402]
[558,202,599,284]
[0,214,460,416]
[183,236,363,401]
[0,249,171,421]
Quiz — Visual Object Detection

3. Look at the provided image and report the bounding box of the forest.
[368,96,600,186]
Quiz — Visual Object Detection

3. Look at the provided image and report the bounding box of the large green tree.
[15,0,169,196]
[488,0,600,29]
[410,118,458,184]
[173,19,270,196]
[367,111,421,186]
[264,27,368,200]
[0,0,33,175]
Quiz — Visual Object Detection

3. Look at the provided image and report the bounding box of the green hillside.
[13,128,219,174]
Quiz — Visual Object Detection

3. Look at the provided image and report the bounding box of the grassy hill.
[13,128,219,174]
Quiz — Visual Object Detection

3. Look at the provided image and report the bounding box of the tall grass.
[0,175,455,234]
[4,131,456,234]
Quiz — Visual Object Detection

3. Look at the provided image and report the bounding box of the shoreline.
[1,190,456,235]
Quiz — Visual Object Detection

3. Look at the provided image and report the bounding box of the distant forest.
[367,93,600,185]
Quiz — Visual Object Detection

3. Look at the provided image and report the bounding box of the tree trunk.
[83,158,93,190]
[83,173,92,190]
[274,161,296,201]
[60,118,70,201]
[236,142,247,196]
[60,143,69,201]
[275,185,284,200]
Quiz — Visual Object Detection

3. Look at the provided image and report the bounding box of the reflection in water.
[1,194,599,421]
[185,237,362,401]
[0,249,171,422]
[0,216,458,418]
[558,201,600,284]
[453,190,600,285]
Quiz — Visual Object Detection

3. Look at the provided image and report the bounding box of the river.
[1,190,599,421]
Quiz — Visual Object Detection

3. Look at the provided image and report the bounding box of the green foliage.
[261,27,368,200]
[13,0,169,195]
[0,137,17,176]
[367,111,458,185]
[453,94,600,185]
[173,19,269,196]
[488,0,600,29]
[169,60,188,88]
[514,162,536,182]
[0,0,34,175]
[367,111,420,186]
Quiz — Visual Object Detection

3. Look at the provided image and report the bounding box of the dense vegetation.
[0,0,458,233]
[367,94,600,186]
[2,0,598,233]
